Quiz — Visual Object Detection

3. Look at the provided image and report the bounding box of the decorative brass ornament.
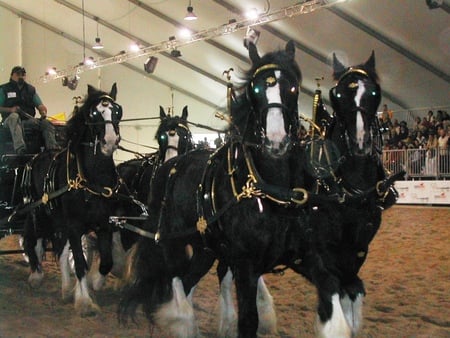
[42,193,49,205]
[196,216,208,234]
[266,76,276,86]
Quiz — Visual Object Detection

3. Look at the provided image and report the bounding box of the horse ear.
[109,83,117,101]
[87,85,96,96]
[248,42,260,64]
[181,105,188,120]
[332,53,347,79]
[285,40,295,59]
[365,51,376,72]
[160,105,166,119]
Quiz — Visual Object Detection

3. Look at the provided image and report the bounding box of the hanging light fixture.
[184,0,197,21]
[92,21,103,50]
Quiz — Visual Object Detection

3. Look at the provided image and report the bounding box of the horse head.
[156,105,193,162]
[329,52,381,157]
[67,83,122,156]
[241,40,301,157]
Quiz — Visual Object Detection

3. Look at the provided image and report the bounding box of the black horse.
[119,40,311,337]
[22,83,123,316]
[117,105,193,204]
[107,106,194,277]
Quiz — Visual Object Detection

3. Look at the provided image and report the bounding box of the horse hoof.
[75,300,101,317]
[28,271,44,288]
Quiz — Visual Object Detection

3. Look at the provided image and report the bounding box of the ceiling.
[1,0,449,121]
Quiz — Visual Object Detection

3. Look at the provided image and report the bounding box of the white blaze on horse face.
[165,131,180,162]
[97,101,119,156]
[265,70,286,147]
[354,80,366,150]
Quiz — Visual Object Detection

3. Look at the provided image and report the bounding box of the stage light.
[144,56,158,73]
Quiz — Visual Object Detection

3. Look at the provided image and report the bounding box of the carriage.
[0,119,66,241]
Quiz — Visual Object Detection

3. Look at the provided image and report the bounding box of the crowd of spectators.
[380,104,450,176]
[380,104,449,151]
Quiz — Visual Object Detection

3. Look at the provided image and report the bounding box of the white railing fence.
[383,148,450,179]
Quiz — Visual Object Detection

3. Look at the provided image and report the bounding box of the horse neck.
[330,127,379,192]
[243,144,304,188]
[73,136,117,187]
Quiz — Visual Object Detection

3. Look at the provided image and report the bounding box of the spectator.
[0,66,58,154]
[424,129,438,175]
[437,126,449,174]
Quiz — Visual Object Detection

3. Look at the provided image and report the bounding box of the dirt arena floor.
[0,205,449,337]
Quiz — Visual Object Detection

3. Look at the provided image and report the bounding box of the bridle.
[329,67,381,158]
[157,121,193,161]
[85,94,122,144]
[245,63,300,148]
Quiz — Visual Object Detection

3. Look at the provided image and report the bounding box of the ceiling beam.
[0,0,222,110]
[53,0,228,87]
[213,0,408,109]
[328,7,450,84]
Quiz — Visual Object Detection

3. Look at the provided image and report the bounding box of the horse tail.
[118,237,173,324]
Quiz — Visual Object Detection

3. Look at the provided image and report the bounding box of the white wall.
[0,7,21,83]
[2,14,224,163]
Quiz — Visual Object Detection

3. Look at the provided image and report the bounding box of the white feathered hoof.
[153,277,199,337]
[315,294,352,338]
[75,297,101,317]
[256,277,277,336]
[28,270,44,288]
[89,271,106,291]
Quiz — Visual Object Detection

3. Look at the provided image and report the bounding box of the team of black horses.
[1,41,403,337]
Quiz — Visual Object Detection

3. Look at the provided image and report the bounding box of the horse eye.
[254,86,261,94]
[336,93,342,98]
[290,86,297,93]
[372,91,377,96]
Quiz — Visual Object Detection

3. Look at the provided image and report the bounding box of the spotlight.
[144,56,158,74]
[84,56,95,66]
[92,21,104,50]
[67,75,79,90]
[184,0,197,20]
[129,42,141,52]
[170,49,182,58]
[62,75,79,90]
[92,37,103,50]
[46,67,57,76]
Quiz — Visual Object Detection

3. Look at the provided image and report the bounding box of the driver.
[0,66,58,154]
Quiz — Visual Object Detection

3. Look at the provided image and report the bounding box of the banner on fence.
[395,180,450,205]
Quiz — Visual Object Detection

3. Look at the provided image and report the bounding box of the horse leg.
[68,231,100,317]
[23,212,44,288]
[340,277,365,335]
[90,229,113,291]
[153,277,199,338]
[314,273,352,338]
[218,266,237,338]
[60,240,73,302]
[233,263,259,338]
[217,265,277,337]
[256,276,277,335]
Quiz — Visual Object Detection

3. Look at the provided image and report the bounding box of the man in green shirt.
[0,66,57,154]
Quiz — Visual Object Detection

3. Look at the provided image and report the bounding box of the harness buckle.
[290,187,308,205]
[101,187,113,198]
